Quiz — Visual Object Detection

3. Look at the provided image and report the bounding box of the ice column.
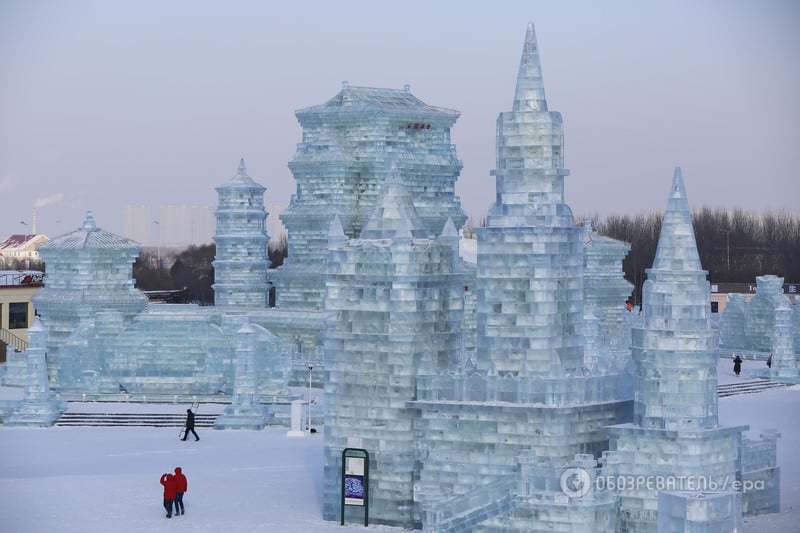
[477,22,584,377]
[6,318,64,426]
[213,159,270,307]
[214,321,270,429]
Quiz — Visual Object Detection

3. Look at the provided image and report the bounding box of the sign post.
[341,448,369,526]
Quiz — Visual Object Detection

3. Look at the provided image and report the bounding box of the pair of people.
[159,467,188,518]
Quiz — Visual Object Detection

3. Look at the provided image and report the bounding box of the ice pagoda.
[271,82,467,313]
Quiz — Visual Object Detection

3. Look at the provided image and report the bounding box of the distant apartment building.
[122,205,151,245]
[157,205,214,247]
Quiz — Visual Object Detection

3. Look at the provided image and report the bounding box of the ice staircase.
[55,412,219,427]
[422,476,517,533]
[717,379,787,398]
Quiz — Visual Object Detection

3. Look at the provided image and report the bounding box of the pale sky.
[1,0,798,238]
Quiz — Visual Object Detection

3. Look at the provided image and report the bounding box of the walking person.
[160,472,177,518]
[182,408,200,441]
[733,355,743,376]
[173,467,188,516]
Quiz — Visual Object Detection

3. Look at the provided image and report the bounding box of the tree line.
[593,209,800,305]
[128,209,797,307]
[133,237,288,305]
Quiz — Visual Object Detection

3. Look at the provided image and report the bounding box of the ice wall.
[322,174,464,527]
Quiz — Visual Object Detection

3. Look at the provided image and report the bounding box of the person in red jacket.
[173,467,188,515]
[160,472,177,518]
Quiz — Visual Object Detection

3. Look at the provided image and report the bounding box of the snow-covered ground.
[0,358,796,532]
[0,427,398,533]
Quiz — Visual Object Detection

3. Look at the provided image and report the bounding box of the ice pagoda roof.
[215,158,266,192]
[41,211,139,250]
[296,83,459,119]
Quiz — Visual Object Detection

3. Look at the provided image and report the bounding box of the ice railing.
[421,475,518,533]
[416,370,632,407]
[741,429,780,473]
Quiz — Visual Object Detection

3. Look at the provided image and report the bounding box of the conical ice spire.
[237,158,247,176]
[512,22,547,112]
[327,214,347,245]
[652,167,703,272]
[360,162,425,240]
[439,217,459,240]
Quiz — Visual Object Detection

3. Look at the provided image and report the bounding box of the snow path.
[0,427,401,533]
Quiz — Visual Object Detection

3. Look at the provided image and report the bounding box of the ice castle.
[0,20,786,532]
[321,23,782,532]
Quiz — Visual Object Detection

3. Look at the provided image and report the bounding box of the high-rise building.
[122,205,150,245]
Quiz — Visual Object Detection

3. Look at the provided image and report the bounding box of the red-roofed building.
[0,234,49,264]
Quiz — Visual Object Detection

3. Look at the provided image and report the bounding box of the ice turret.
[632,167,717,430]
[476,22,583,377]
[605,169,752,532]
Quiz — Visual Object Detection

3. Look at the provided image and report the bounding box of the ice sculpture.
[213,158,270,307]
[5,318,64,426]
[20,202,293,400]
[272,82,467,312]
[322,170,464,527]
[718,275,794,359]
[603,168,752,532]
[32,210,147,384]
[214,321,271,429]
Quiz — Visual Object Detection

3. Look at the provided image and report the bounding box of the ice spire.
[652,167,702,272]
[359,162,424,240]
[327,214,347,245]
[237,158,247,176]
[512,22,547,112]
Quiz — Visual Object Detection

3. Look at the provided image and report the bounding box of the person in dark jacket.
[182,409,199,441]
[733,355,743,376]
[173,467,188,515]
[160,472,177,518]
[767,354,772,369]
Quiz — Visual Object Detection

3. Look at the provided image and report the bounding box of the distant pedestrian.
[173,467,188,516]
[182,409,199,441]
[767,354,772,369]
[733,355,743,376]
[160,472,177,518]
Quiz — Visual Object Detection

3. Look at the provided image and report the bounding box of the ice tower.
[322,167,464,527]
[272,83,466,312]
[603,169,749,532]
[213,158,270,307]
[477,22,583,377]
